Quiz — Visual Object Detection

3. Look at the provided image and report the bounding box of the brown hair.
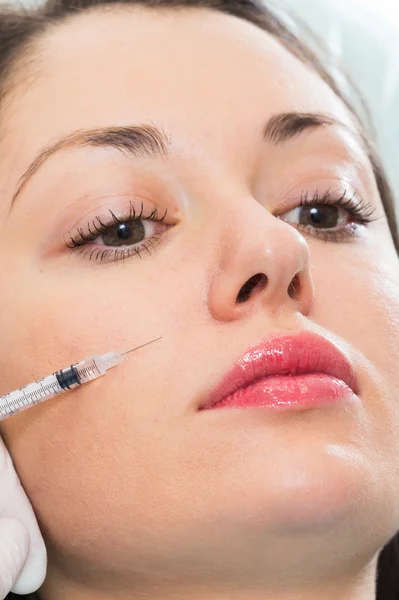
[3,1,399,599]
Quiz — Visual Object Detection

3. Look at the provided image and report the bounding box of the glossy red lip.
[200,331,358,410]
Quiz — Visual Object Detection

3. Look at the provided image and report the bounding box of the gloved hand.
[0,435,47,599]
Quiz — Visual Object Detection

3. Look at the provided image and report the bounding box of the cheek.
[0,314,179,567]
[311,245,399,454]
[0,263,172,393]
[0,264,190,558]
[0,386,179,584]
[312,245,399,371]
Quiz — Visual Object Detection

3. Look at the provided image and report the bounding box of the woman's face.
[0,5,399,596]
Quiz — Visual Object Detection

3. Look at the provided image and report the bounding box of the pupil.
[301,206,338,229]
[117,223,132,240]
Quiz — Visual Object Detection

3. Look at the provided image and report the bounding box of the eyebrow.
[9,112,362,209]
[10,123,170,207]
[263,111,354,145]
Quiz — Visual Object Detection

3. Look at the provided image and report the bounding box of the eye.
[284,203,345,229]
[279,190,379,242]
[64,201,169,263]
[96,219,150,247]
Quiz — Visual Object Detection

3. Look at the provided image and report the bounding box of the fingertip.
[11,534,47,595]
[0,519,29,598]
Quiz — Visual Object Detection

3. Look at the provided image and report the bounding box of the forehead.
[6,7,353,162]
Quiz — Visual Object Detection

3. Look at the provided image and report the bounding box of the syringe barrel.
[0,374,65,420]
[0,353,117,421]
[0,358,104,421]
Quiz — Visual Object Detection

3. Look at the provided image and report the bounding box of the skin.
[0,5,398,600]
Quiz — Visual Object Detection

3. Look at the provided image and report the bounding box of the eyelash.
[285,188,380,243]
[64,190,379,264]
[64,200,168,264]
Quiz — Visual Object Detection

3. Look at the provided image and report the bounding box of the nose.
[207,208,315,322]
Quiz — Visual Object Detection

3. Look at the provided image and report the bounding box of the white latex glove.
[0,435,47,599]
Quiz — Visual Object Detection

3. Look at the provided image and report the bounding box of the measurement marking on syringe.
[79,364,101,379]
[2,399,20,411]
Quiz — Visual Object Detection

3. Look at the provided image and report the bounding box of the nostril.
[288,273,301,299]
[237,273,268,303]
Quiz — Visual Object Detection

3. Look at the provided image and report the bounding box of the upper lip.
[200,330,358,410]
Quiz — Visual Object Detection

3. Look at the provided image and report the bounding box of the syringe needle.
[123,336,163,356]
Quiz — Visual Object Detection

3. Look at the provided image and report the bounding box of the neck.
[38,556,378,600]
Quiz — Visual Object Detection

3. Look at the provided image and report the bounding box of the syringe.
[0,337,162,422]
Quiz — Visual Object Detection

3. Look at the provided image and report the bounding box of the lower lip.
[206,374,357,411]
